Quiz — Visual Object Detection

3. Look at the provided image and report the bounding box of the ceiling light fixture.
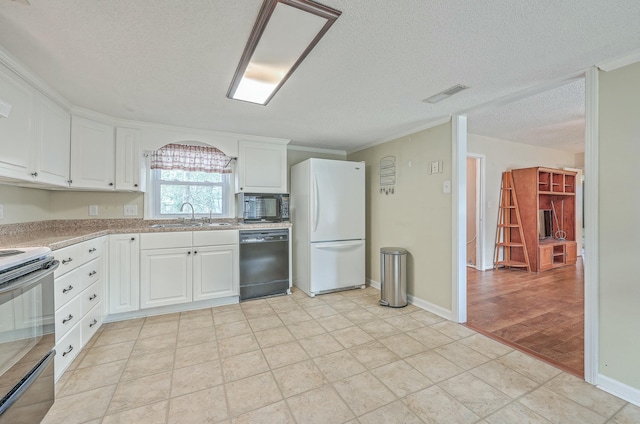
[227,0,341,105]
[423,84,470,104]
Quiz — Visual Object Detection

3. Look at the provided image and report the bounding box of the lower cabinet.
[108,234,140,314]
[538,241,577,271]
[139,230,239,309]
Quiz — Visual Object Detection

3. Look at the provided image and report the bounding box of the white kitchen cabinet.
[36,93,71,186]
[115,127,145,191]
[70,115,115,189]
[193,245,238,301]
[0,62,36,181]
[140,247,193,308]
[108,234,140,314]
[236,140,287,193]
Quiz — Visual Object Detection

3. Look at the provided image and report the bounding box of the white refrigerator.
[291,158,365,297]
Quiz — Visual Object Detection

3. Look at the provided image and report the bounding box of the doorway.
[466,155,484,270]
[460,78,587,377]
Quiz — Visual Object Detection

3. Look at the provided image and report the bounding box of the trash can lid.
[381,247,408,255]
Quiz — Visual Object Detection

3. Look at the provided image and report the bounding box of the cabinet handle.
[62,345,74,357]
[62,285,74,293]
[62,257,73,265]
[109,182,114,186]
[31,172,38,177]
[62,314,74,324]
[134,184,138,187]
[89,319,98,328]
[187,251,191,255]
[89,294,97,301]
[89,270,97,276]
[67,179,73,184]
[194,251,198,255]
[130,237,135,241]
[88,248,97,253]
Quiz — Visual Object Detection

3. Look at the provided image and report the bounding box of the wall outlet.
[443,180,451,193]
[89,205,98,216]
[430,160,439,174]
[0,204,4,219]
[124,205,138,216]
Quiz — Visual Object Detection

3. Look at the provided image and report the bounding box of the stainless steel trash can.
[380,247,408,308]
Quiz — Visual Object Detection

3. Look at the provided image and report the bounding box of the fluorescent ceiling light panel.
[423,84,470,104]
[228,0,341,105]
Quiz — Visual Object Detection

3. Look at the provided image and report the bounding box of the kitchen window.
[146,143,233,219]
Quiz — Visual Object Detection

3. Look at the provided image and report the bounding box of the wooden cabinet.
[510,167,577,272]
[236,140,287,193]
[115,127,145,191]
[70,116,115,189]
[108,234,140,314]
[0,63,71,187]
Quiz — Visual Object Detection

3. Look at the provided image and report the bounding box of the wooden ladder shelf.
[494,171,531,271]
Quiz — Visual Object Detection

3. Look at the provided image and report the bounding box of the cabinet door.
[140,248,192,308]
[193,245,239,301]
[36,93,70,186]
[70,116,115,189]
[115,127,144,191]
[565,241,577,265]
[109,234,140,314]
[538,245,553,271]
[236,140,287,193]
[0,63,36,180]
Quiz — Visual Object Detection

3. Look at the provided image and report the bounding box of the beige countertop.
[0,219,291,250]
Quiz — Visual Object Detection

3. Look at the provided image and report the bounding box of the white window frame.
[144,166,234,220]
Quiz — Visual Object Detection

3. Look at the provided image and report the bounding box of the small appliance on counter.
[238,193,289,223]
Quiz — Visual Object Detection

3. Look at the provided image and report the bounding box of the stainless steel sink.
[206,223,232,227]
[150,223,204,228]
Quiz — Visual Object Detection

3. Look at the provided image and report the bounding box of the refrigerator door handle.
[315,240,363,249]
[313,176,319,232]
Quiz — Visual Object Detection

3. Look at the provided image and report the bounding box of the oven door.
[0,262,57,423]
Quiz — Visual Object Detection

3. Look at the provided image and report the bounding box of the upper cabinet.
[115,127,145,192]
[0,63,70,187]
[236,140,287,193]
[70,116,115,190]
[36,94,71,186]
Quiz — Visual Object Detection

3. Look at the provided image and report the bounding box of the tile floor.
[43,286,639,424]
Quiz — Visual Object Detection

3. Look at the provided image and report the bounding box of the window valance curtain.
[150,143,231,173]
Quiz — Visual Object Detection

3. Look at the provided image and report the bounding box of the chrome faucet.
[180,202,195,223]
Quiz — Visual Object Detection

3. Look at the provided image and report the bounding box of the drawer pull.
[89,271,97,277]
[62,314,74,324]
[89,319,98,328]
[62,285,74,294]
[89,294,97,301]
[62,257,73,265]
[62,345,74,357]
[88,248,97,253]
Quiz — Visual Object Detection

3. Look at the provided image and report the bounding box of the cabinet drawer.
[53,243,83,278]
[81,280,102,316]
[82,238,103,263]
[54,323,82,380]
[140,232,192,249]
[193,230,238,247]
[81,302,102,346]
[54,258,101,309]
[55,294,82,342]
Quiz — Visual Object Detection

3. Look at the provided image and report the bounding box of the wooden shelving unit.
[506,167,578,272]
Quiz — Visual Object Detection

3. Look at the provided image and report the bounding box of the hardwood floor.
[465,259,584,377]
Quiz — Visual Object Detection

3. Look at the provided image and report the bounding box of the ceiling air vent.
[423,84,469,104]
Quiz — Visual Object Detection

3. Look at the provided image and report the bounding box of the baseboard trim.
[367,278,453,321]
[596,374,640,406]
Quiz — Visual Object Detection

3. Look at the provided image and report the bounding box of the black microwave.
[240,193,290,222]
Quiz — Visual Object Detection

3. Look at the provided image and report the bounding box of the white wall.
[0,184,51,224]
[468,134,578,270]
[348,123,453,313]
[598,60,640,394]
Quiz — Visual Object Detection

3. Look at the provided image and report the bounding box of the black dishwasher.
[239,229,289,300]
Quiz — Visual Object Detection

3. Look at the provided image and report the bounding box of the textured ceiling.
[0,0,639,152]
[468,79,586,153]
